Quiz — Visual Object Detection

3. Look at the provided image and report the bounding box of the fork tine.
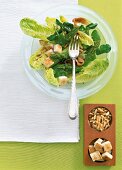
[74,35,79,50]
[77,36,79,51]
[69,38,73,50]
[69,35,79,51]
[74,35,77,50]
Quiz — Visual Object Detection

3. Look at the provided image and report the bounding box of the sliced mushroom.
[72,17,90,26]
[76,57,84,66]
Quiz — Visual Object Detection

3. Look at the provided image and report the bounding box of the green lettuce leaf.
[73,57,109,83]
[78,31,94,46]
[20,18,55,40]
[60,16,67,23]
[45,17,56,28]
[45,68,59,86]
[29,48,46,70]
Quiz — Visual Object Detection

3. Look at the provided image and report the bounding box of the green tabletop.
[0,0,122,169]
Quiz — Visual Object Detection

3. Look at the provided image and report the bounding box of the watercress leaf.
[91,30,100,41]
[63,22,74,32]
[66,27,79,41]
[48,32,67,46]
[54,33,67,46]
[47,33,57,41]
[54,69,67,77]
[48,26,78,47]
[56,19,63,28]
[84,53,96,66]
[96,44,111,55]
[86,23,98,30]
[51,49,69,65]
[79,25,86,31]
[83,46,96,66]
[91,30,101,48]
[53,64,82,78]
[56,19,73,32]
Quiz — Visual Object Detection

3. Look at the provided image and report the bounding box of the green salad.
[20,16,111,86]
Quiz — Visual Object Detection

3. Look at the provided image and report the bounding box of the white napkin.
[0,0,79,143]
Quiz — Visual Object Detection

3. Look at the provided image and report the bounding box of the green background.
[0,0,122,169]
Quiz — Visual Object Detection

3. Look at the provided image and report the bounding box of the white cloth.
[0,0,79,143]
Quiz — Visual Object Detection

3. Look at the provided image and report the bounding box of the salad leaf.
[56,19,63,28]
[53,64,82,77]
[29,48,47,70]
[86,23,98,30]
[56,19,73,32]
[60,16,67,23]
[47,27,79,47]
[63,22,74,32]
[66,27,79,40]
[51,49,69,65]
[78,31,94,46]
[74,57,109,83]
[54,67,67,77]
[79,25,86,32]
[45,68,59,86]
[20,18,55,40]
[84,49,96,66]
[91,30,101,50]
[96,44,111,55]
[45,17,56,28]
[91,30,101,41]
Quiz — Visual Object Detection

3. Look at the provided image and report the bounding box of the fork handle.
[68,59,79,119]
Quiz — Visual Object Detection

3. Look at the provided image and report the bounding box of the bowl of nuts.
[88,107,112,132]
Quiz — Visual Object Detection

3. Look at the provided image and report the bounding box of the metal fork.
[68,35,79,120]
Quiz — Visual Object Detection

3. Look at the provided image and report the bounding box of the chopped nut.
[88,107,112,131]
[97,108,104,113]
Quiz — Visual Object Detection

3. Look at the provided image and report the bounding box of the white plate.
[21,4,118,100]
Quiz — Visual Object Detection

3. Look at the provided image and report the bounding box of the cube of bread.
[94,138,103,145]
[94,142,104,153]
[102,152,113,160]
[59,76,68,86]
[54,44,62,53]
[88,145,95,154]
[102,141,112,152]
[90,151,103,162]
